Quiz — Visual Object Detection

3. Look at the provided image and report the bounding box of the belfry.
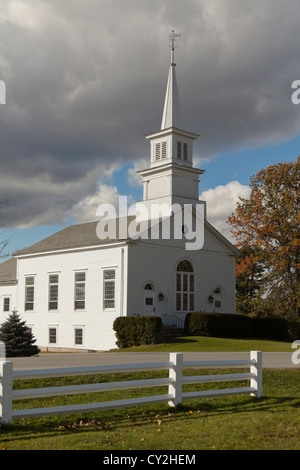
[137,31,205,213]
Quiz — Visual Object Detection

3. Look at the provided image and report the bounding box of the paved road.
[6,351,299,371]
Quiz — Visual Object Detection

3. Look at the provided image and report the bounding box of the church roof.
[0,257,17,284]
[15,217,136,257]
[161,61,183,130]
[161,31,183,130]
[14,209,240,258]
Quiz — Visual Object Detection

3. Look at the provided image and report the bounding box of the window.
[75,272,86,310]
[25,276,35,311]
[155,143,161,160]
[144,282,155,313]
[162,141,167,159]
[49,274,59,310]
[49,327,57,344]
[155,141,167,160]
[104,270,115,309]
[176,260,194,312]
[177,141,182,159]
[3,297,10,312]
[213,287,223,312]
[177,141,188,160]
[183,143,188,160]
[74,328,83,345]
[144,283,154,290]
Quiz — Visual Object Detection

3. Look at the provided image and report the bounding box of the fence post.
[250,351,263,398]
[0,361,13,425]
[168,352,183,407]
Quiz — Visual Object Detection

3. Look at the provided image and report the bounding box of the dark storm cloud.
[0,0,299,227]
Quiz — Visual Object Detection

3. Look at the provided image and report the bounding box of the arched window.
[144,283,154,290]
[213,287,223,312]
[144,283,155,313]
[176,260,194,312]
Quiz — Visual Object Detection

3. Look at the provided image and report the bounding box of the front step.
[160,325,185,339]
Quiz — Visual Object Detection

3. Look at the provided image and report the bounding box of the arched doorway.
[213,287,224,313]
[143,282,156,315]
[176,260,195,312]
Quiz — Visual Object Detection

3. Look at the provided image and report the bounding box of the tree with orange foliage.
[227,158,300,319]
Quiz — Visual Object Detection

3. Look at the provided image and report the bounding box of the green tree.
[228,158,300,319]
[0,311,40,357]
[235,245,264,315]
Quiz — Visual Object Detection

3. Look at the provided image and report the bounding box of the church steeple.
[161,31,183,130]
[137,31,205,211]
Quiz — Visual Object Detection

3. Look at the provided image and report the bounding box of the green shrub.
[185,312,292,341]
[288,321,300,342]
[113,316,163,348]
[252,317,289,341]
[185,312,254,338]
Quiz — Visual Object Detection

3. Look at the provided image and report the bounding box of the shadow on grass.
[1,393,298,444]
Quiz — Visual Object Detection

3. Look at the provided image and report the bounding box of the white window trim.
[48,325,58,345]
[102,267,117,311]
[74,270,87,311]
[25,274,36,313]
[175,260,195,313]
[74,326,85,347]
[2,295,11,313]
[48,273,59,312]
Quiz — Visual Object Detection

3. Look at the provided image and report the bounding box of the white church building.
[0,33,239,351]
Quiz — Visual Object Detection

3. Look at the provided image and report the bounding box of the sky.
[0,0,299,257]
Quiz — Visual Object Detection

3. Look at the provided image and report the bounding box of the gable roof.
[14,209,239,258]
[15,218,137,257]
[0,258,17,284]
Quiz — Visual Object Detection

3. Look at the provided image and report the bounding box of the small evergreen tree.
[0,311,40,357]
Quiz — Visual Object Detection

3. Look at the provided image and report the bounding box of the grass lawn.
[0,367,299,451]
[111,336,293,353]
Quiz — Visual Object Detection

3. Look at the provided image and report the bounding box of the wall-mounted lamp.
[158,292,165,302]
[208,295,214,303]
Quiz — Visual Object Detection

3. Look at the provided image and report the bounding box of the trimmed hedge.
[184,312,254,338]
[287,321,300,342]
[184,312,295,341]
[113,316,163,349]
[252,317,289,341]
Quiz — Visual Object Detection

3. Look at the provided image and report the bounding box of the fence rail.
[0,351,262,425]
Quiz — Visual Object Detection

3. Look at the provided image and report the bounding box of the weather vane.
[168,29,181,63]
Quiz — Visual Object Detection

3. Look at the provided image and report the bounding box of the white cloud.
[1,0,299,228]
[200,181,251,242]
[127,159,148,188]
[72,184,120,224]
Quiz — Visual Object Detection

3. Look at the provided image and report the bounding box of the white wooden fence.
[0,351,262,425]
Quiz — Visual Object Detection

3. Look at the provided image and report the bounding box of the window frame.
[74,271,86,311]
[103,269,116,310]
[3,297,10,312]
[48,273,59,311]
[48,327,57,345]
[74,327,84,346]
[25,276,35,311]
[175,260,195,313]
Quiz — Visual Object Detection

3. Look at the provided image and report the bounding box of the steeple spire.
[161,30,183,130]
